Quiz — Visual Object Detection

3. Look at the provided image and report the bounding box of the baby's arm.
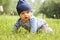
[12,19,21,32]
[30,18,37,33]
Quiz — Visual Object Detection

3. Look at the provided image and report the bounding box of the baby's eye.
[27,11,29,14]
[21,13,24,15]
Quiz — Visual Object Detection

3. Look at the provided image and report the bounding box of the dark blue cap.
[16,0,32,15]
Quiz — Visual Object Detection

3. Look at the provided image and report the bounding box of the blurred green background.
[0,0,60,18]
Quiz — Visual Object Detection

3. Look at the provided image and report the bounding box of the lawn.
[0,15,60,40]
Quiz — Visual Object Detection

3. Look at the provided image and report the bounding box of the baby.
[12,0,53,33]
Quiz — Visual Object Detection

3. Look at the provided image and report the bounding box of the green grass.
[0,15,60,40]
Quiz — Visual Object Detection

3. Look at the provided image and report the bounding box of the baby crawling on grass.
[12,0,53,33]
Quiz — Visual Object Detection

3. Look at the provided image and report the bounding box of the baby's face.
[19,10,32,21]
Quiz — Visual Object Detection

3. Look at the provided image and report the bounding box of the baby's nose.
[25,14,28,16]
[25,15,28,17]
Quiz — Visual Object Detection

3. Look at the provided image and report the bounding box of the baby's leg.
[40,23,53,33]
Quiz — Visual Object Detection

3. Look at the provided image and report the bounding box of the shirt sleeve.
[30,18,38,33]
[12,18,21,32]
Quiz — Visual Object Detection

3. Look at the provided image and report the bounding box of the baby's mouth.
[25,17,28,19]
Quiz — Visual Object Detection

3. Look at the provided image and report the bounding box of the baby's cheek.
[29,14,32,17]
